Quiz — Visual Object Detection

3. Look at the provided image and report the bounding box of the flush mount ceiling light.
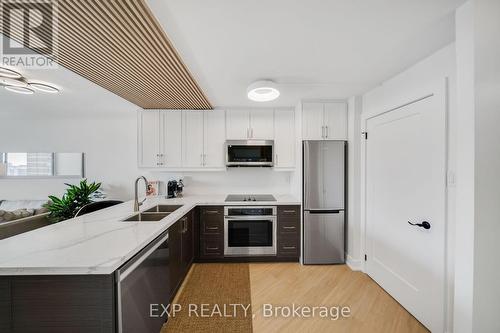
[0,76,28,87]
[29,82,60,93]
[247,80,280,102]
[0,67,60,95]
[4,85,34,95]
[0,67,22,79]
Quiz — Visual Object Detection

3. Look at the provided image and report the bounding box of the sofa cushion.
[0,200,48,212]
[0,209,35,223]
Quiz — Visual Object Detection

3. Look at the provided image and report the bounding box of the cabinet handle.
[181,217,188,233]
[206,247,219,251]
[282,246,296,250]
[326,126,329,138]
[275,154,278,165]
[206,226,219,230]
[321,126,325,138]
[204,210,220,214]
[283,210,296,213]
[282,226,296,230]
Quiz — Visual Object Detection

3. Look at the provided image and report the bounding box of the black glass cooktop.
[225,194,276,202]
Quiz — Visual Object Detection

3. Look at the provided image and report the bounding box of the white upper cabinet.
[226,109,250,139]
[138,107,297,170]
[226,108,274,140]
[204,109,226,168]
[302,102,324,140]
[274,109,295,168]
[162,110,183,167]
[183,111,205,167]
[250,109,274,139]
[138,110,161,167]
[323,102,347,140]
[302,101,348,140]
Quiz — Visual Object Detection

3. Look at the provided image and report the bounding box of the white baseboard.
[346,254,363,271]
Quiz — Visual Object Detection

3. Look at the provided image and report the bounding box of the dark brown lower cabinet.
[169,211,194,298]
[195,205,301,262]
[197,206,224,260]
[0,275,115,333]
[277,206,300,260]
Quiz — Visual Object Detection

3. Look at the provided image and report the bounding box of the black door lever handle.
[408,221,431,230]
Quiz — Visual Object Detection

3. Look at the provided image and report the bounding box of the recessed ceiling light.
[0,67,22,79]
[4,85,34,95]
[247,80,280,102]
[29,82,60,93]
[0,77,28,87]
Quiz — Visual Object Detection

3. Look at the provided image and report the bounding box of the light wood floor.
[249,263,429,333]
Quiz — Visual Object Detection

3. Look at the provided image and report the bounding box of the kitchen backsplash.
[154,168,293,195]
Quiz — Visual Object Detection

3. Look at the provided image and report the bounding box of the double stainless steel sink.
[122,205,183,222]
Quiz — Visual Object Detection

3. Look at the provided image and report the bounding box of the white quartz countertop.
[0,194,300,276]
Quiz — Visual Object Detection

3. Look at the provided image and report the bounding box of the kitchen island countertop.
[0,194,300,276]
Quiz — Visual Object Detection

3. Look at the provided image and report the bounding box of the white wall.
[153,169,291,196]
[454,2,475,332]
[0,109,143,201]
[359,43,457,331]
[471,0,500,331]
[346,96,362,267]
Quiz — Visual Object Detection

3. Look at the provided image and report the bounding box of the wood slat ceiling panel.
[1,0,212,109]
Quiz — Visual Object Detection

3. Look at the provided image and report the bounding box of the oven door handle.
[225,216,276,220]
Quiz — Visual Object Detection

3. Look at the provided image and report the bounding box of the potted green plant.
[44,179,101,223]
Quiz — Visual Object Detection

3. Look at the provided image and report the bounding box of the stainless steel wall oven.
[224,206,277,256]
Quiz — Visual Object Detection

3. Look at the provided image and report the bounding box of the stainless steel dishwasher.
[116,230,171,333]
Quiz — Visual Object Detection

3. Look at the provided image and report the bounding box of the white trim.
[346,254,363,271]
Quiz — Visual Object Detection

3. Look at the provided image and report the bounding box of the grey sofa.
[0,212,51,240]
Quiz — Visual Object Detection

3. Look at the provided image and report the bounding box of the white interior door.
[183,111,204,167]
[162,110,182,167]
[204,109,226,168]
[365,94,446,332]
[138,110,160,167]
[250,109,274,139]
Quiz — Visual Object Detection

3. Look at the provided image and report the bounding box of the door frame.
[359,77,451,330]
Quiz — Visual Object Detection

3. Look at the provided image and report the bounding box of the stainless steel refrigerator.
[303,141,346,264]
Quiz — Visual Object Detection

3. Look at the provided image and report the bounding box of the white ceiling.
[148,0,465,107]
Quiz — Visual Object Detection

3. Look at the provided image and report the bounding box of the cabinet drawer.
[200,207,223,217]
[278,206,300,217]
[278,220,299,235]
[278,234,299,258]
[202,220,223,235]
[199,238,224,258]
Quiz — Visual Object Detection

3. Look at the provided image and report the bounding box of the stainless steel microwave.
[225,140,274,167]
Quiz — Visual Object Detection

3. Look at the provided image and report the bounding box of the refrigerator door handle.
[303,141,309,208]
[307,209,342,214]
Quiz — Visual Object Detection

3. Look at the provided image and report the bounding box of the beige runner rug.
[161,263,253,333]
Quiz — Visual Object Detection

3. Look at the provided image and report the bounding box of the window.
[0,153,84,177]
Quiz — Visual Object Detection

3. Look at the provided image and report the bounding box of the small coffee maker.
[167,179,184,198]
[167,180,177,198]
